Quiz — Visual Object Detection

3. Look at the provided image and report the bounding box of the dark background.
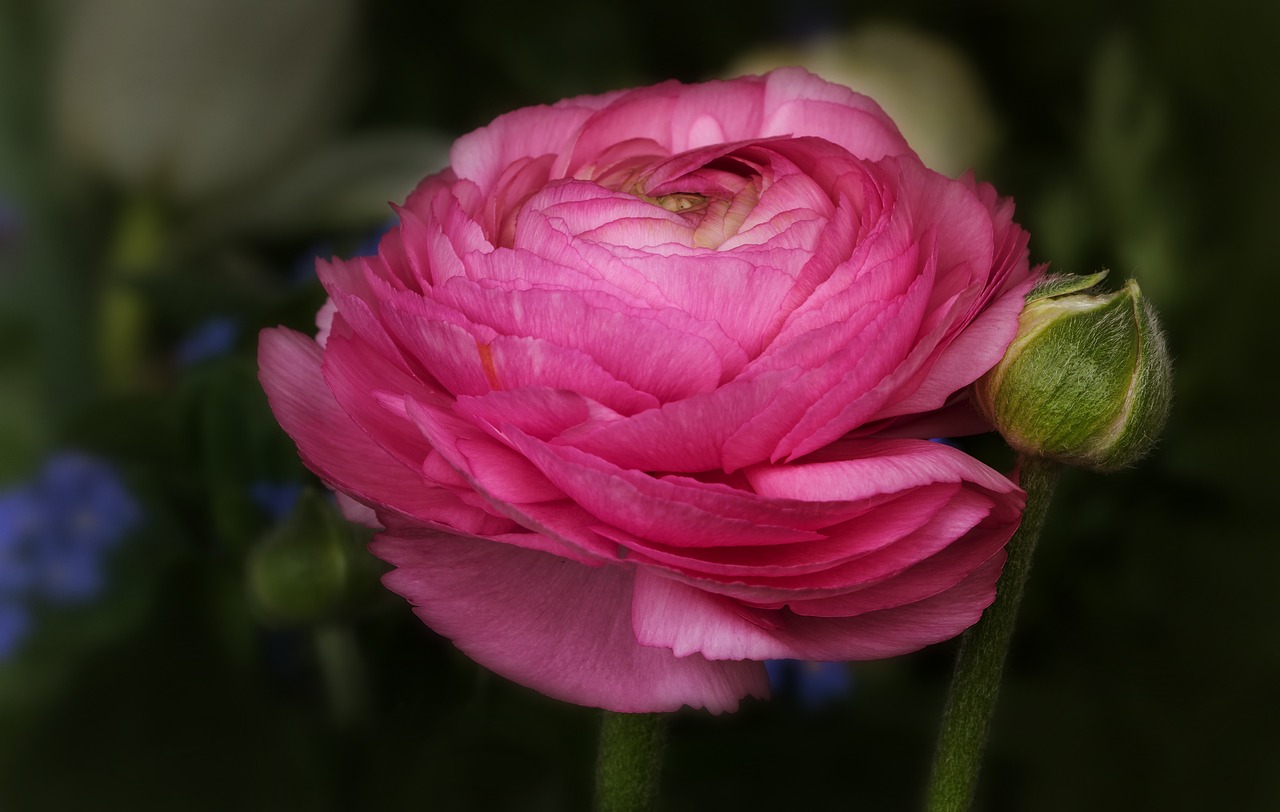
[0,0,1274,809]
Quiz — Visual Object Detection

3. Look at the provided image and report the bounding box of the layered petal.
[260,69,1041,713]
[373,532,768,712]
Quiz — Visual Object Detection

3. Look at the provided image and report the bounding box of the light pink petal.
[504,211,667,304]
[449,100,604,195]
[773,188,913,335]
[746,438,1021,501]
[336,492,380,528]
[607,444,1021,602]
[601,249,798,359]
[761,68,914,162]
[373,532,768,712]
[530,180,698,248]
[562,77,768,172]
[555,232,926,471]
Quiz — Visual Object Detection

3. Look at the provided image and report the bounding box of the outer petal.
[448,97,608,196]
[631,552,1004,661]
[761,67,915,162]
[372,532,768,712]
[258,327,504,531]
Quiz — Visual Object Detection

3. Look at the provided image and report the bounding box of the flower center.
[649,192,707,213]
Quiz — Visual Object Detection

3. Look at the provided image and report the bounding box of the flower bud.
[976,271,1172,471]
[247,489,383,626]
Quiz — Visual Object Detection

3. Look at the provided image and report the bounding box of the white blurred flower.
[726,23,998,178]
[51,0,449,232]
[53,0,357,202]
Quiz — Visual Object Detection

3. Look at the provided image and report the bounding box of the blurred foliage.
[0,0,1275,809]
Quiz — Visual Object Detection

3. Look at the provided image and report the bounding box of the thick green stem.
[925,454,1061,812]
[594,711,668,812]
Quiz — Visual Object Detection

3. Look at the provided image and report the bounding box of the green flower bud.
[247,489,384,626]
[976,271,1172,471]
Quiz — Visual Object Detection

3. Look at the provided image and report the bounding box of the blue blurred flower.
[766,659,854,710]
[175,316,240,366]
[291,242,334,286]
[0,453,141,661]
[351,220,396,258]
[0,601,30,659]
[249,480,304,522]
[0,489,40,591]
[291,220,396,286]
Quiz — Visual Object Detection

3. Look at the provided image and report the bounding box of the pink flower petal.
[449,99,605,195]
[592,483,955,582]
[373,531,768,711]
[563,77,768,171]
[761,68,914,162]
[426,280,741,402]
[631,552,1003,661]
[258,328,512,535]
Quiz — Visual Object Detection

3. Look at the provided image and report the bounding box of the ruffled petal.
[258,328,510,535]
[631,552,1004,661]
[373,532,769,712]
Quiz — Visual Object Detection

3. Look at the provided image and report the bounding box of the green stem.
[594,711,668,812]
[314,622,371,728]
[102,194,168,393]
[925,454,1061,812]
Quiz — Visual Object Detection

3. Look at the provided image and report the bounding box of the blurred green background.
[1,0,1275,809]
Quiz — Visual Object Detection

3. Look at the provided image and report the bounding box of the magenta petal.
[631,552,1003,661]
[259,328,516,536]
[873,275,1037,422]
[786,516,1012,617]
[428,279,740,402]
[565,368,803,472]
[745,438,1021,502]
[405,396,619,563]
[597,484,956,583]
[373,532,768,712]
[503,427,827,549]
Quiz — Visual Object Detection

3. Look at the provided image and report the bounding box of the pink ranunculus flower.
[260,68,1038,713]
